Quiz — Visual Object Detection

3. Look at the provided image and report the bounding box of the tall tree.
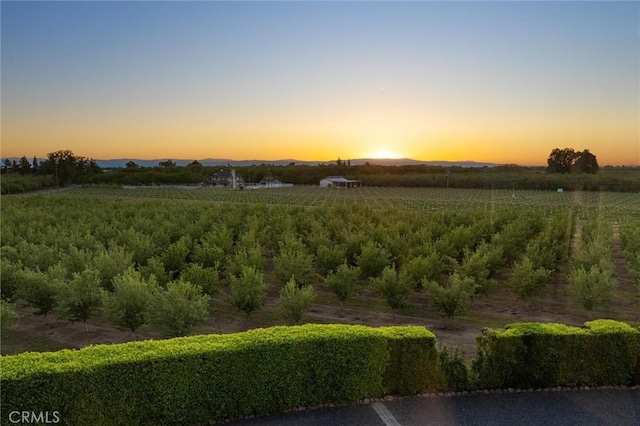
[573,149,599,174]
[43,150,78,186]
[547,148,577,174]
[18,156,31,174]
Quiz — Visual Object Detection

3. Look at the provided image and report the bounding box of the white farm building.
[319,176,361,188]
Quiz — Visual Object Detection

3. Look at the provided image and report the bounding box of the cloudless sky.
[2,1,638,165]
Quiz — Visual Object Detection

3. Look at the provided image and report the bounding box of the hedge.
[1,324,439,425]
[471,319,640,389]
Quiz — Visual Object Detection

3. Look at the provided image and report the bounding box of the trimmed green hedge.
[471,320,640,389]
[3,320,638,425]
[1,325,439,425]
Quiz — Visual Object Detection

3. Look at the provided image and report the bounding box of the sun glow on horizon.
[366,148,404,160]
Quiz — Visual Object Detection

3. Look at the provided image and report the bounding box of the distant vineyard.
[22,185,640,219]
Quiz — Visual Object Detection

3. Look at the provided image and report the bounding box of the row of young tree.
[2,195,579,336]
[620,219,640,291]
[566,216,617,314]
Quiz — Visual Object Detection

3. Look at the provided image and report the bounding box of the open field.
[24,185,640,218]
[3,186,639,358]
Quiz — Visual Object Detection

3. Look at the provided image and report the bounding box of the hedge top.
[0,324,435,380]
[482,319,639,339]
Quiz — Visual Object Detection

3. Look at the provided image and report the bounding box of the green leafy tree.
[181,262,221,295]
[457,247,493,295]
[148,279,210,337]
[370,265,411,318]
[162,236,192,277]
[139,256,171,286]
[1,300,18,329]
[93,245,134,291]
[192,242,226,270]
[324,263,360,314]
[57,268,103,331]
[229,243,265,276]
[424,273,477,323]
[63,245,95,275]
[356,240,392,278]
[1,259,23,301]
[278,278,316,324]
[567,265,616,315]
[399,254,444,290]
[508,256,552,305]
[315,243,346,275]
[273,239,315,287]
[102,268,161,336]
[16,267,62,322]
[228,265,267,319]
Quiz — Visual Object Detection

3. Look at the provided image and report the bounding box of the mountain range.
[5,157,498,168]
[92,158,497,168]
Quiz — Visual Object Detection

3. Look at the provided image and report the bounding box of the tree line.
[4,147,637,195]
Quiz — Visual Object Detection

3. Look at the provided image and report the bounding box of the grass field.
[31,185,640,219]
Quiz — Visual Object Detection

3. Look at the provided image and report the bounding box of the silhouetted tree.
[158,159,176,168]
[18,156,31,174]
[547,148,599,174]
[125,160,139,169]
[42,150,77,186]
[573,150,599,174]
[547,148,577,174]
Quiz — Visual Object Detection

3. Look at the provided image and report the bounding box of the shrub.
[471,320,640,389]
[0,325,439,425]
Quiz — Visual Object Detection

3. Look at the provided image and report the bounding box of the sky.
[1,1,638,166]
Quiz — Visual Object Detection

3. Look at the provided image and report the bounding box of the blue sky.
[2,1,638,165]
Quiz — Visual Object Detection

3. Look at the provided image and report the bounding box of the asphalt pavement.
[228,388,640,426]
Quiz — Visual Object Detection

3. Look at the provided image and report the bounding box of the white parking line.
[372,402,401,426]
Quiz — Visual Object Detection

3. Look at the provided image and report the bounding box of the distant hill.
[92,158,498,168]
[4,157,498,168]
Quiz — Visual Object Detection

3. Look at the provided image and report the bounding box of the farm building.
[319,176,361,188]
[206,169,244,188]
[258,176,293,188]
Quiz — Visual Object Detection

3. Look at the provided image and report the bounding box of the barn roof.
[322,176,360,183]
